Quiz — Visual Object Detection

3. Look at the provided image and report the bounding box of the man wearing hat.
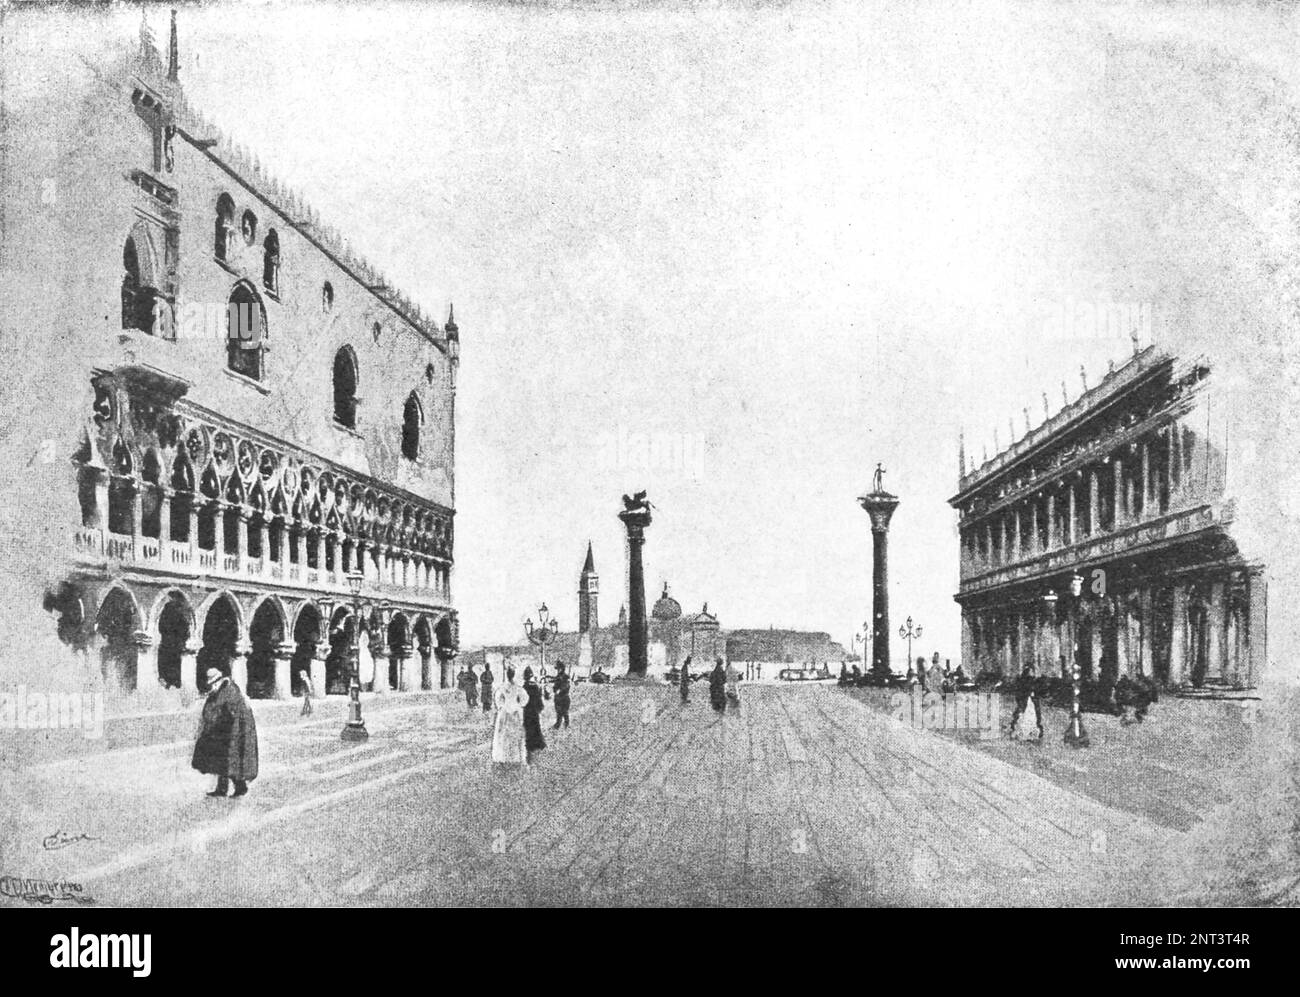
[192,666,260,798]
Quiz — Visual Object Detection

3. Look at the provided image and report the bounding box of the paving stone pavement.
[1,684,1188,906]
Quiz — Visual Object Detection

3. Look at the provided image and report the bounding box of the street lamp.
[341,570,368,741]
[899,616,923,673]
[1060,572,1089,748]
[524,603,560,680]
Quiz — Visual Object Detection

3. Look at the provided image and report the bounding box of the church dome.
[651,583,682,621]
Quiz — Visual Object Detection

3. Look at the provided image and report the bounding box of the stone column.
[180,640,199,697]
[1206,581,1226,682]
[188,498,201,560]
[1140,441,1151,518]
[1045,492,1056,549]
[960,611,973,671]
[618,502,653,677]
[1168,419,1181,502]
[1088,470,1099,537]
[1138,587,1154,678]
[1168,585,1188,685]
[159,487,173,557]
[1066,480,1077,546]
[231,637,251,691]
[314,528,326,574]
[133,630,155,691]
[1113,456,1125,527]
[371,616,390,693]
[858,483,899,681]
[236,507,250,567]
[1009,507,1020,563]
[273,641,296,700]
[419,643,433,690]
[256,517,270,569]
[311,640,329,700]
[213,500,228,559]
[1247,571,1267,689]
[129,480,143,539]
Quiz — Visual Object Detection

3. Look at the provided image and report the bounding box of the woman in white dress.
[492,667,528,766]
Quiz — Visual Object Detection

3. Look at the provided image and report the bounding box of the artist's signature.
[0,874,95,905]
[42,829,100,851]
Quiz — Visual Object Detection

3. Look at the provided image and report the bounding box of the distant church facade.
[465,544,847,681]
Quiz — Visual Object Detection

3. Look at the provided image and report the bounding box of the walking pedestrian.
[479,663,494,713]
[298,668,313,717]
[492,667,527,767]
[522,666,547,763]
[725,658,741,712]
[192,666,259,798]
[551,661,572,729]
[458,665,479,710]
[708,658,727,714]
[1008,665,1044,741]
[679,654,692,704]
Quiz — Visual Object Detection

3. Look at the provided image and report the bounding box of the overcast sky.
[26,0,1299,657]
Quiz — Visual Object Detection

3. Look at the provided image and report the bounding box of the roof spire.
[582,541,595,574]
[167,9,179,82]
[445,303,457,336]
[958,428,966,478]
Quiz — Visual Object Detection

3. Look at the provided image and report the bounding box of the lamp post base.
[1063,715,1089,748]
[341,720,369,742]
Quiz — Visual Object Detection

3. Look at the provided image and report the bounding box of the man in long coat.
[551,661,572,729]
[679,654,693,704]
[192,667,259,797]
[708,658,727,714]
[522,666,547,762]
[479,663,494,713]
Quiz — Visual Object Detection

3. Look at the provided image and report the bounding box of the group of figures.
[679,656,742,715]
[457,661,574,769]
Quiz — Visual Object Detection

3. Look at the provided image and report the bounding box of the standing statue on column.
[873,463,884,493]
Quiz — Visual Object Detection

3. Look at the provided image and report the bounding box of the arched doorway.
[1188,600,1209,688]
[292,604,322,697]
[96,587,139,693]
[198,595,240,688]
[326,607,354,695]
[247,600,284,699]
[387,614,410,689]
[156,593,192,689]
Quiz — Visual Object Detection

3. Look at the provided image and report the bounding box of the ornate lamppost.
[341,570,368,742]
[1061,572,1089,748]
[899,616,923,673]
[524,603,560,681]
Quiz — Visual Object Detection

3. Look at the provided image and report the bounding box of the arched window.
[122,230,165,335]
[214,193,235,261]
[263,229,280,294]
[322,281,334,312]
[402,392,423,461]
[227,283,267,381]
[333,347,358,428]
[241,210,258,245]
[122,237,142,330]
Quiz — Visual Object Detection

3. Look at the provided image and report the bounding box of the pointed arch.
[333,345,359,429]
[402,391,423,461]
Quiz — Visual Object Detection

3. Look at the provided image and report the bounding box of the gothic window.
[227,282,267,381]
[215,193,235,261]
[122,231,164,334]
[241,210,258,245]
[333,347,358,429]
[263,229,281,294]
[402,392,423,461]
[322,281,334,312]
